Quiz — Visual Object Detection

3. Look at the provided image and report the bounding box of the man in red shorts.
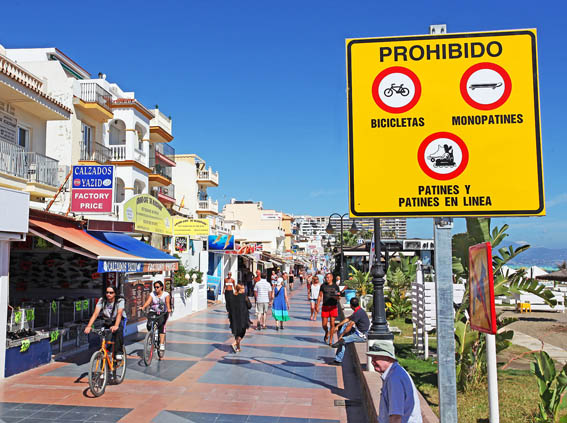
[316,273,340,346]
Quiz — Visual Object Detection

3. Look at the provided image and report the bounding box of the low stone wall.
[350,342,439,423]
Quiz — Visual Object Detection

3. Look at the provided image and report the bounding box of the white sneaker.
[115,354,124,361]
[159,344,165,351]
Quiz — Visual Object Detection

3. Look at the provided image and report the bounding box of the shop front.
[4,210,178,378]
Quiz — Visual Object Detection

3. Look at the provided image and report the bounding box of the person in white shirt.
[140,281,171,352]
[254,273,273,330]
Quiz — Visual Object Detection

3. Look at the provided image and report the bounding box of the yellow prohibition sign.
[346,29,544,218]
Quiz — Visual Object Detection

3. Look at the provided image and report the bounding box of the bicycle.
[88,327,127,397]
[383,83,410,97]
[142,310,167,366]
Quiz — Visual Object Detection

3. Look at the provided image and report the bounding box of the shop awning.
[29,216,178,273]
[87,231,178,273]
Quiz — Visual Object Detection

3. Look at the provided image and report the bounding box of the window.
[17,127,29,151]
[82,123,93,159]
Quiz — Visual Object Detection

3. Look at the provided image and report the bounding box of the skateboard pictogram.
[372,66,421,113]
[418,132,469,181]
[460,62,512,110]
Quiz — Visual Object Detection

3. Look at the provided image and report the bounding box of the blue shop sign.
[98,260,144,273]
[72,165,114,189]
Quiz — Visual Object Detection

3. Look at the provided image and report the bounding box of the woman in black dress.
[228,282,249,352]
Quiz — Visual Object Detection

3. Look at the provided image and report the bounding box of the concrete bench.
[350,342,439,423]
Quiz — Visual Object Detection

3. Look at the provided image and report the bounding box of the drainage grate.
[334,399,362,407]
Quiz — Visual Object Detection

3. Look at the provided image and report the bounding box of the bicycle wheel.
[113,346,127,384]
[88,350,108,397]
[400,87,410,96]
[157,333,165,359]
[383,88,393,97]
[143,330,154,366]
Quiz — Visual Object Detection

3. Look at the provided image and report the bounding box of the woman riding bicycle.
[84,285,126,361]
[140,280,171,353]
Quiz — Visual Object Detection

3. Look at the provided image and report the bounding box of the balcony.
[110,98,154,120]
[109,145,147,168]
[149,145,173,186]
[0,54,71,120]
[24,152,59,196]
[73,81,113,122]
[197,167,219,187]
[149,109,173,143]
[0,140,26,188]
[80,141,111,164]
[153,184,175,205]
[155,143,175,166]
[196,198,218,215]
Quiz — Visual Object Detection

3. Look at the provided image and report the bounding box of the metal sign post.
[433,217,458,422]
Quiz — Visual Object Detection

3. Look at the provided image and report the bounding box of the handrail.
[79,81,112,112]
[25,152,59,187]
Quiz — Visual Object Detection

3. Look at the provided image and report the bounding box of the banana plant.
[531,351,567,422]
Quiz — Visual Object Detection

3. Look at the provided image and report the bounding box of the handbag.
[245,296,252,310]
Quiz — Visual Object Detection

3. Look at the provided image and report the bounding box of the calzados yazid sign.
[346,29,544,217]
[71,165,114,213]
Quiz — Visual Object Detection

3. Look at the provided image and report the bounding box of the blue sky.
[3,0,567,247]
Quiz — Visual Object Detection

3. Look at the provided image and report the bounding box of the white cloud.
[547,193,567,207]
[309,189,345,198]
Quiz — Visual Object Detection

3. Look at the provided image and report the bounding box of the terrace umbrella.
[536,268,567,282]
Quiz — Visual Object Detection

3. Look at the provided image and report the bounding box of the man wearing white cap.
[367,339,422,423]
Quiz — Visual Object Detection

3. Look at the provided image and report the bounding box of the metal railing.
[156,184,175,200]
[197,198,218,213]
[197,167,219,185]
[0,139,26,179]
[80,141,111,163]
[78,81,112,112]
[25,152,59,187]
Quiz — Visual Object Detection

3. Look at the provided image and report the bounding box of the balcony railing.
[150,109,173,135]
[25,152,59,187]
[197,198,218,214]
[155,184,175,201]
[0,55,44,93]
[80,141,111,163]
[110,145,126,161]
[152,163,172,181]
[78,81,113,112]
[197,167,219,185]
[155,142,175,162]
[0,139,26,179]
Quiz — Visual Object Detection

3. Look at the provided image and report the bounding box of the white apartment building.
[222,200,285,255]
[4,48,177,230]
[0,46,71,201]
[172,154,219,218]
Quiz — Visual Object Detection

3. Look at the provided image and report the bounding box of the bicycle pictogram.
[383,83,410,97]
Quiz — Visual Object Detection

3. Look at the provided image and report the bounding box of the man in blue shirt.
[367,340,422,423]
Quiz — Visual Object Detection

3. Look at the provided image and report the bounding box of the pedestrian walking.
[308,275,321,321]
[316,273,340,346]
[367,340,422,422]
[254,273,272,330]
[288,272,294,291]
[223,272,235,318]
[272,277,290,330]
[331,297,369,364]
[228,282,250,353]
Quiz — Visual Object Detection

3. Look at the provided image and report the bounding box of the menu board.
[123,279,152,324]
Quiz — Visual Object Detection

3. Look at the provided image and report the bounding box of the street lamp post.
[368,218,393,340]
[326,213,358,284]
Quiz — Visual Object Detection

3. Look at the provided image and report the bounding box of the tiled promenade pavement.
[0,284,367,422]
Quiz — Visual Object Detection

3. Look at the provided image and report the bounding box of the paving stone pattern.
[0,284,366,422]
